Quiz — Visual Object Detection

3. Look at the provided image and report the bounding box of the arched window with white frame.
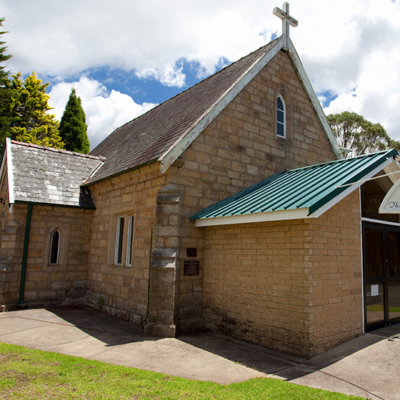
[277,94,286,138]
[49,229,60,265]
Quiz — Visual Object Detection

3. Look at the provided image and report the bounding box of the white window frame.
[277,94,286,139]
[113,214,135,267]
[49,229,60,265]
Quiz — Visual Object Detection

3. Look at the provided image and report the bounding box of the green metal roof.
[190,149,399,222]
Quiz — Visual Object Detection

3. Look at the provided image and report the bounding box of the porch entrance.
[363,221,400,331]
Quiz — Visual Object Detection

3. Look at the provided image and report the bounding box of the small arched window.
[49,230,60,265]
[277,94,286,138]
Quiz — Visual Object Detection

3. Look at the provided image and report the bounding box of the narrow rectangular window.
[115,217,125,265]
[50,230,60,265]
[126,215,134,266]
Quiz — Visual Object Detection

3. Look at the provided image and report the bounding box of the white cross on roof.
[273,2,298,49]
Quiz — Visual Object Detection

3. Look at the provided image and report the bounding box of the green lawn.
[0,342,364,399]
[367,305,400,312]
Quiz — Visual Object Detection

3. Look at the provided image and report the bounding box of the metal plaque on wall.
[184,260,200,276]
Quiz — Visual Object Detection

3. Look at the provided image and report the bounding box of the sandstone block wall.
[202,218,312,356]
[0,198,27,307]
[0,200,93,308]
[306,190,363,354]
[201,190,363,357]
[86,163,167,324]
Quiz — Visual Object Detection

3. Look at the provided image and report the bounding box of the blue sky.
[76,58,228,106]
[2,0,400,150]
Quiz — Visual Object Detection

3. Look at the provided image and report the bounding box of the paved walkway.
[0,307,399,399]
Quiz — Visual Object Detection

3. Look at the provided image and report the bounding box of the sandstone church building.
[1,4,400,358]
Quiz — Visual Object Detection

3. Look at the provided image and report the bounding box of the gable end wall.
[167,49,338,332]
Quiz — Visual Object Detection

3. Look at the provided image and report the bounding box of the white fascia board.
[0,143,8,190]
[286,40,342,160]
[312,157,394,218]
[5,138,15,209]
[195,207,310,227]
[159,36,286,174]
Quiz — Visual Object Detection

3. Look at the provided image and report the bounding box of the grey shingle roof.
[89,39,280,184]
[9,141,104,208]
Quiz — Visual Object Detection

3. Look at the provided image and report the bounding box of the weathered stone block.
[156,194,180,204]
[152,248,177,259]
[144,323,176,338]
[150,259,176,269]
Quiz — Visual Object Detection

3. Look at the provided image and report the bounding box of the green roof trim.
[190,149,399,222]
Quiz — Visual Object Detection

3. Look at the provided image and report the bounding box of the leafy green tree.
[7,72,64,148]
[327,111,394,158]
[59,88,90,153]
[388,138,400,154]
[0,18,12,150]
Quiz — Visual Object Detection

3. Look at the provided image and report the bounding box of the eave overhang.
[191,150,399,227]
[195,207,310,227]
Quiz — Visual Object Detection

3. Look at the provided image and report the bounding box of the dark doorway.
[363,221,400,331]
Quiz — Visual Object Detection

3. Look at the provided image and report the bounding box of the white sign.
[379,178,400,214]
[371,285,379,297]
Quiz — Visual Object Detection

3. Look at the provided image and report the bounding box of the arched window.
[49,230,60,265]
[277,94,286,138]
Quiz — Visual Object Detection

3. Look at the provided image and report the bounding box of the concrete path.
[0,307,399,399]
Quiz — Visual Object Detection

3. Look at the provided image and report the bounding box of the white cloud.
[49,77,157,149]
[3,0,272,78]
[3,0,400,143]
[323,92,362,115]
[136,64,186,88]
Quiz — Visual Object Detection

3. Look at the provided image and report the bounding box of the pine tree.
[59,88,90,154]
[8,72,64,148]
[0,18,12,150]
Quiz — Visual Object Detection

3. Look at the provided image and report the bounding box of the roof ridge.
[289,149,396,172]
[11,140,106,161]
[97,39,281,136]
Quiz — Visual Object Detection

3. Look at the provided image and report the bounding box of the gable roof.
[89,35,342,184]
[191,149,400,226]
[2,139,104,209]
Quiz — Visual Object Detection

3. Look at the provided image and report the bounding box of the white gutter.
[195,207,310,227]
